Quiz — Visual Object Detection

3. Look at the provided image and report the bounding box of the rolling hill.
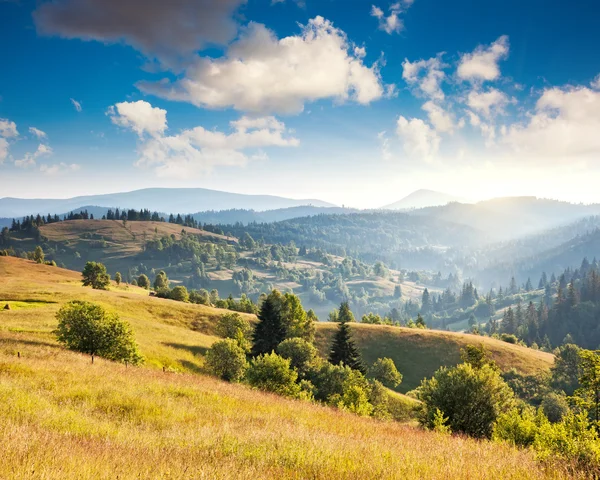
[0,187,335,218]
[0,257,562,478]
[382,189,467,210]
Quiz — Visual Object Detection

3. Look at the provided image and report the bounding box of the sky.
[1,0,600,208]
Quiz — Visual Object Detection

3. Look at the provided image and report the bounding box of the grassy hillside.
[316,323,554,393]
[0,258,569,479]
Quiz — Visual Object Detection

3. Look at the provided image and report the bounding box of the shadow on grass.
[162,342,210,357]
[178,359,204,374]
[0,337,59,349]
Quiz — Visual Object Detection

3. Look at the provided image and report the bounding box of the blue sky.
[1,0,600,207]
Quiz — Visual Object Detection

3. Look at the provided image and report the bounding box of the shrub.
[369,357,402,388]
[541,392,570,423]
[417,363,515,438]
[115,272,122,285]
[277,338,318,377]
[137,274,150,289]
[205,339,248,382]
[500,333,518,344]
[82,261,111,290]
[246,352,304,399]
[170,286,189,302]
[216,312,252,348]
[55,301,142,364]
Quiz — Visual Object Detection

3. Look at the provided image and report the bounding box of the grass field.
[0,257,567,479]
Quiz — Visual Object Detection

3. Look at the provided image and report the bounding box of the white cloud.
[0,119,18,138]
[396,115,440,159]
[371,2,414,35]
[109,100,299,177]
[70,98,82,112]
[29,127,47,139]
[40,162,81,175]
[108,100,167,137]
[467,88,510,117]
[591,74,600,90]
[377,131,392,161]
[457,36,509,82]
[402,56,446,100]
[14,144,53,169]
[138,17,383,115]
[422,101,454,133]
[34,0,245,62]
[503,86,600,159]
[0,138,8,164]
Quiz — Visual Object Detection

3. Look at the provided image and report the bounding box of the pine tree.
[421,288,432,314]
[251,291,286,356]
[328,317,365,374]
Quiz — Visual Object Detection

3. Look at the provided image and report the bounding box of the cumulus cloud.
[70,98,82,112]
[109,100,299,177]
[0,138,8,164]
[0,118,18,138]
[467,88,511,117]
[40,162,81,175]
[108,101,167,137]
[422,101,454,133]
[402,56,446,100]
[29,127,47,139]
[371,1,414,35]
[503,86,600,159]
[591,74,600,90]
[34,0,245,61]
[457,36,509,82]
[14,144,53,169]
[396,115,440,159]
[138,17,383,115]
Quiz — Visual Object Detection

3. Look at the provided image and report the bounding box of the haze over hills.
[0,188,336,218]
[382,189,468,210]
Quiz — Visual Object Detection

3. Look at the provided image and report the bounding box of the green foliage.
[574,349,600,425]
[55,301,142,364]
[277,338,318,377]
[205,339,248,382]
[251,290,287,356]
[328,309,366,374]
[369,357,403,388]
[216,312,252,352]
[246,352,305,399]
[541,392,570,423]
[82,261,111,290]
[154,271,169,290]
[431,408,451,434]
[169,286,189,303]
[417,363,515,438]
[551,343,582,396]
[137,274,150,289]
[460,344,497,370]
[114,272,122,285]
[33,246,45,264]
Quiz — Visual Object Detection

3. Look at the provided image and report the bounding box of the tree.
[337,301,355,323]
[551,343,582,396]
[415,314,427,329]
[369,357,403,388]
[154,270,169,290]
[205,339,248,382]
[277,338,318,377]
[421,288,432,314]
[55,301,142,364]
[170,286,189,302]
[576,350,600,425]
[114,272,122,285]
[82,262,111,290]
[251,290,286,356]
[328,310,366,374]
[245,352,304,398]
[33,246,45,264]
[417,363,515,438]
[137,274,150,289]
[216,312,252,351]
[282,292,315,342]
[460,344,496,370]
[393,284,402,299]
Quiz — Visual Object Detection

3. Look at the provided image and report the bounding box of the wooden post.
[162,366,166,373]
[91,354,94,364]
[17,352,20,358]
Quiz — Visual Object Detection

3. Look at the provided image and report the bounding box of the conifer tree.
[251,290,286,356]
[328,303,365,373]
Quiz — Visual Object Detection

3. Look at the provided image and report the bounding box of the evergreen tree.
[251,290,286,356]
[337,301,355,323]
[421,288,432,314]
[328,315,365,374]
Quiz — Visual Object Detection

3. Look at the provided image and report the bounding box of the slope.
[382,189,467,210]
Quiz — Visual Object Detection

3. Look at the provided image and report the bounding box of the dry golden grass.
[0,333,574,480]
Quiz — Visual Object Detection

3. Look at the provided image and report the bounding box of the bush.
[246,352,304,399]
[137,274,150,289]
[170,286,189,302]
[369,357,402,388]
[500,333,518,344]
[216,312,252,349]
[417,363,515,438]
[115,272,122,285]
[205,339,248,382]
[55,301,142,364]
[82,261,111,290]
[277,338,318,377]
[541,392,570,423]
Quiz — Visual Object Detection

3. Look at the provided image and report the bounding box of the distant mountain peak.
[381,189,468,210]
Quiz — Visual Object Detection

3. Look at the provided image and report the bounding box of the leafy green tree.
[114,272,122,285]
[282,292,315,342]
[55,301,142,364]
[541,392,570,423]
[33,246,45,264]
[246,352,304,398]
[369,357,403,388]
[154,270,169,290]
[415,314,427,329]
[137,274,150,289]
[575,349,600,425]
[551,343,582,396]
[417,363,515,438]
[169,286,189,302]
[205,339,248,382]
[82,261,111,290]
[216,312,252,351]
[251,290,286,356]
[460,344,497,370]
[329,309,366,374]
[277,338,318,377]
